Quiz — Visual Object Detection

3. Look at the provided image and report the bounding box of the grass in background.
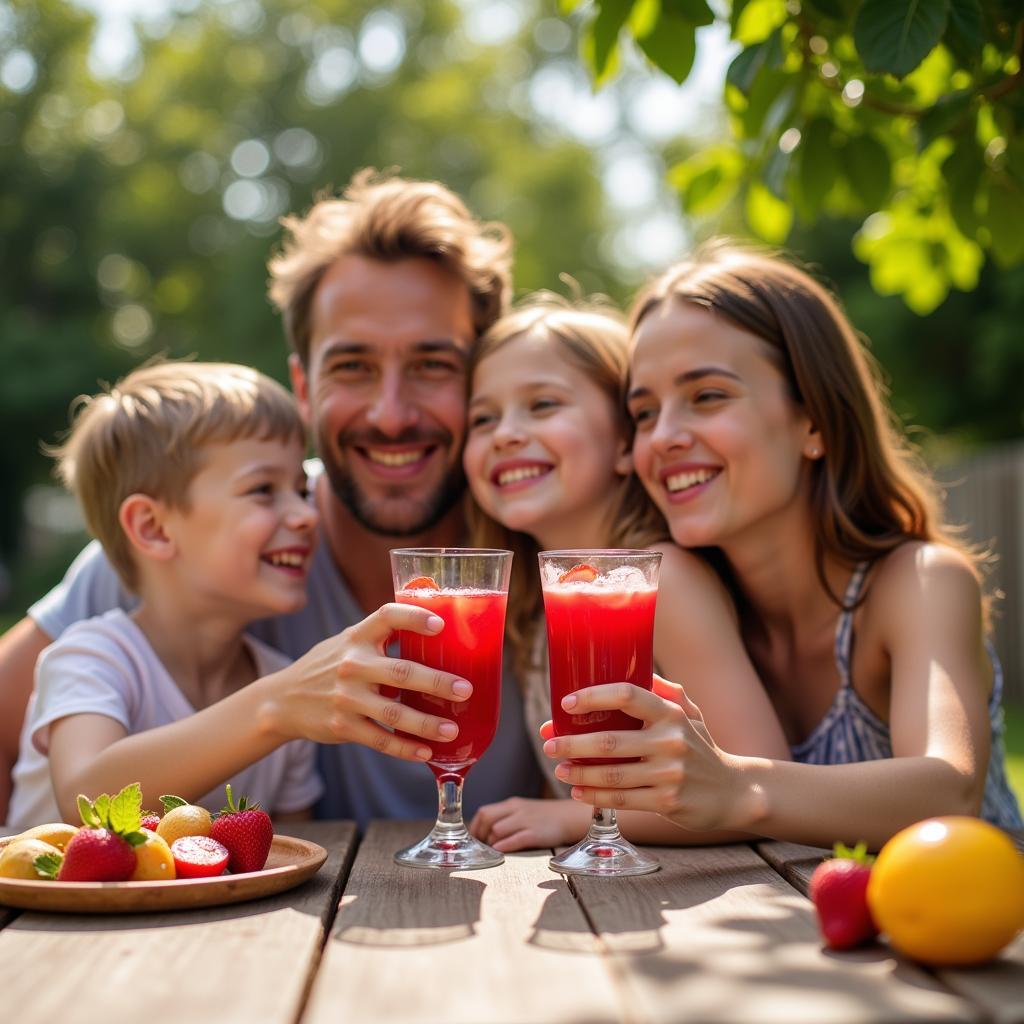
[1003,704,1024,807]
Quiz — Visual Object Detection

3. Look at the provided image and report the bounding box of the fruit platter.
[0,783,326,913]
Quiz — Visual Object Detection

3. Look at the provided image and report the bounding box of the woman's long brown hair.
[629,239,987,617]
[467,296,669,680]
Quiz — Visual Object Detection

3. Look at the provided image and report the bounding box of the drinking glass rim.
[537,548,661,558]
[390,547,513,557]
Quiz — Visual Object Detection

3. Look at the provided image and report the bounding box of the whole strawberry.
[44,784,149,882]
[209,784,273,874]
[809,842,878,950]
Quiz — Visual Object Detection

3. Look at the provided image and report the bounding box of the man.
[0,169,543,826]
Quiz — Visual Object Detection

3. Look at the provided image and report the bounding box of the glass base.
[394,828,504,870]
[549,834,660,877]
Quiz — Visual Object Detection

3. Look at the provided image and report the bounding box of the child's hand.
[468,798,589,853]
[542,676,747,832]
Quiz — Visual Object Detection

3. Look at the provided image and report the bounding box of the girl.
[542,242,1023,848]
[464,296,793,852]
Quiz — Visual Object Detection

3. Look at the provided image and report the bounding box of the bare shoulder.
[647,543,739,622]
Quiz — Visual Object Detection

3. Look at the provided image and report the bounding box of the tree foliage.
[565,0,1024,314]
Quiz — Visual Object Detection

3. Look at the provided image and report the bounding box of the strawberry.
[209,784,274,874]
[558,563,598,584]
[56,784,149,882]
[171,835,229,879]
[140,811,161,832]
[809,842,878,950]
[404,575,440,591]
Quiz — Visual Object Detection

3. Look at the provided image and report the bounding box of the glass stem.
[433,772,468,838]
[589,806,622,840]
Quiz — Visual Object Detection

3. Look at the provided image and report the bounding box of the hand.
[261,602,472,761]
[542,676,747,832]
[468,797,589,852]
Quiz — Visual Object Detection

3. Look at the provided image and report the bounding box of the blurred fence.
[940,441,1024,706]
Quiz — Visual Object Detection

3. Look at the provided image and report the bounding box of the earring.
[808,447,821,458]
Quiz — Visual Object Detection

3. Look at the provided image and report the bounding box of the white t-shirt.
[6,609,323,829]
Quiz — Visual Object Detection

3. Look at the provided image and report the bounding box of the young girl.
[464,297,794,853]
[541,242,1023,849]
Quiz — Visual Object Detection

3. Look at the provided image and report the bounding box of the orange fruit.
[15,822,79,852]
[0,838,62,880]
[156,803,212,845]
[130,831,176,881]
[867,816,1024,966]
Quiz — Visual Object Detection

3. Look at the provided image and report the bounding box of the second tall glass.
[390,547,512,870]
[539,549,662,877]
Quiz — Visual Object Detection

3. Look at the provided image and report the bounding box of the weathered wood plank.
[572,842,978,1024]
[0,820,355,1024]
[302,820,624,1024]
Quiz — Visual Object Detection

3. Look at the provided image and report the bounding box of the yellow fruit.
[15,822,79,852]
[156,804,212,845]
[867,816,1024,966]
[130,832,176,881]
[0,838,62,880]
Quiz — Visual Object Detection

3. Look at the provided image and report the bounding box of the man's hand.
[260,602,472,761]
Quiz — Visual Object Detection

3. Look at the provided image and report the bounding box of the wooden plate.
[0,834,326,913]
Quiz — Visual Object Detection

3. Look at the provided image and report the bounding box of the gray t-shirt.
[30,538,543,831]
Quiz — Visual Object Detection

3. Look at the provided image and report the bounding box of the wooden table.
[0,820,1021,1024]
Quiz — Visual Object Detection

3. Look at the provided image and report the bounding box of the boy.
[7,361,323,826]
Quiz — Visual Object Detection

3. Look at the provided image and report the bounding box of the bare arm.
[0,618,54,822]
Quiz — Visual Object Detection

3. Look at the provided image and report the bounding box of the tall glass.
[539,550,662,877]
[390,547,512,869]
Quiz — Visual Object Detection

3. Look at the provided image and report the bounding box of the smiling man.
[0,170,544,826]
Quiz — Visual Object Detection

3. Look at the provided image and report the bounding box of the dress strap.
[833,562,870,687]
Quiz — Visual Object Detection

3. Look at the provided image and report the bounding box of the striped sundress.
[791,562,1023,830]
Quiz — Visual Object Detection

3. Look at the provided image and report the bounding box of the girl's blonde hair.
[467,295,669,678]
[51,361,305,591]
[630,239,985,611]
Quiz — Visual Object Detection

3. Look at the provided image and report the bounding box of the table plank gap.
[571,842,980,1024]
[302,820,624,1024]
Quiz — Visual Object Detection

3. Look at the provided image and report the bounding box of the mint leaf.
[109,783,142,835]
[77,794,101,829]
[93,793,111,826]
[34,853,62,879]
[160,794,187,813]
[124,830,149,848]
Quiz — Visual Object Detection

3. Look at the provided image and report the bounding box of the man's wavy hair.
[268,168,513,362]
[629,239,987,615]
[467,295,670,680]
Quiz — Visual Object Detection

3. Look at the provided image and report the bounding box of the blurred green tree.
[0,0,616,604]
[565,0,1024,315]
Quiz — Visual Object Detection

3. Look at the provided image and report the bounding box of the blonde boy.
[8,362,323,826]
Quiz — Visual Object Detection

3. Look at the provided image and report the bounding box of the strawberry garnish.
[57,783,149,882]
[171,835,229,879]
[140,811,161,831]
[209,784,274,874]
[558,564,598,584]
[809,842,878,950]
[404,575,440,591]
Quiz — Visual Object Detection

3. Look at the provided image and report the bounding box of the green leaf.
[734,0,787,46]
[944,141,984,235]
[559,0,587,12]
[729,0,754,33]
[798,117,840,217]
[854,0,950,79]
[159,794,188,813]
[944,0,985,67]
[124,830,150,848]
[803,0,851,17]
[33,853,62,880]
[582,0,633,83]
[108,782,143,835]
[93,793,111,825]
[628,0,660,37]
[726,29,785,96]
[843,133,893,209]
[833,841,875,865]
[669,146,744,214]
[917,89,974,151]
[637,13,698,83]
[77,794,101,829]
[745,180,793,242]
[986,178,1024,266]
[661,0,715,27]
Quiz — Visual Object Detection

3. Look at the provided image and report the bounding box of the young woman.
[542,243,1022,849]
[463,297,792,852]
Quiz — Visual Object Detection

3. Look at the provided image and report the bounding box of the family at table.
[0,168,1020,868]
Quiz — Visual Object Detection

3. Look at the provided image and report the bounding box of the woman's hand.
[259,602,472,761]
[469,797,589,852]
[542,676,750,832]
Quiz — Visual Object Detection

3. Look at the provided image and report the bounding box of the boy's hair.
[51,361,305,592]
[267,168,513,364]
[466,294,669,679]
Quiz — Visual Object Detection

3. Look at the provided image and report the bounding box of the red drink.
[396,587,507,776]
[543,583,657,764]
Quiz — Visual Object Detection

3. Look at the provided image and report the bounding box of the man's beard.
[320,428,467,537]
